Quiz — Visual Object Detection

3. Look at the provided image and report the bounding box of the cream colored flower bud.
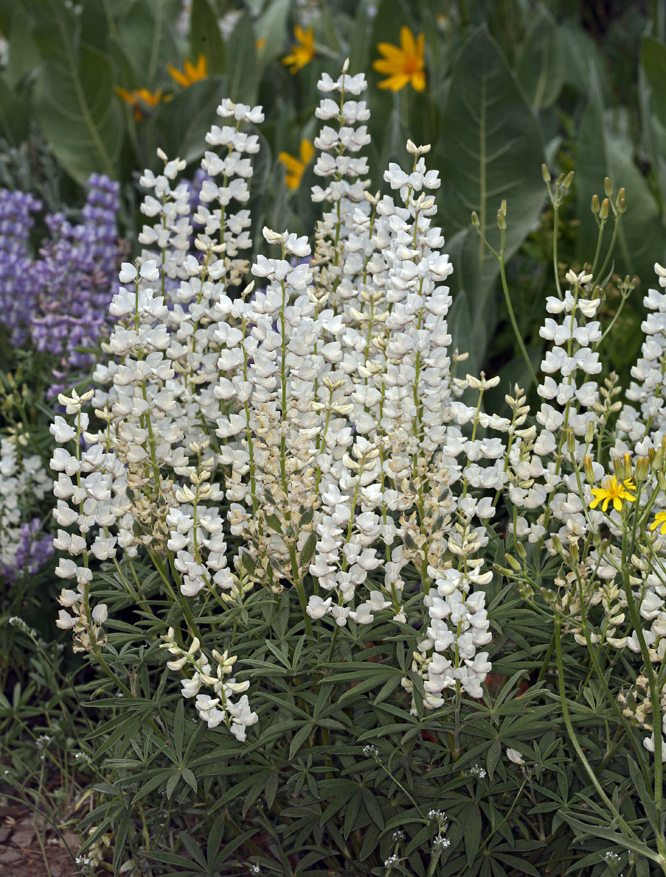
[262,227,287,244]
[635,457,650,482]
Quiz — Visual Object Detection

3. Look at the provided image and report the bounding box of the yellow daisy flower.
[282,26,315,74]
[114,87,169,121]
[373,26,426,93]
[167,54,208,88]
[589,475,637,513]
[278,139,315,190]
[651,510,666,535]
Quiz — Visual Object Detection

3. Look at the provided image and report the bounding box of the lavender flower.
[0,175,122,395]
[0,188,41,346]
[4,518,54,581]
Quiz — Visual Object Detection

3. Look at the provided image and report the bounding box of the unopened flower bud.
[569,541,579,562]
[635,457,650,482]
[516,541,526,560]
[653,447,663,471]
[591,194,600,215]
[497,209,506,231]
[566,426,576,456]
[604,176,613,198]
[612,457,624,481]
[551,534,563,554]
[584,420,595,445]
[506,554,521,571]
[542,163,551,184]
[584,456,596,484]
[599,198,609,221]
[471,211,480,229]
[658,471,666,493]
[563,171,574,188]
[624,452,632,479]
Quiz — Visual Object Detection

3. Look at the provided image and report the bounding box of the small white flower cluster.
[0,437,49,576]
[159,629,257,741]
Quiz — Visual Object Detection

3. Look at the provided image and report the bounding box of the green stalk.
[554,620,637,835]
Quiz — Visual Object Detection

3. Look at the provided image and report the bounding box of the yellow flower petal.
[167,64,190,88]
[401,25,415,56]
[375,42,405,61]
[114,86,136,105]
[299,139,315,164]
[278,151,303,175]
[378,74,411,91]
[411,69,426,91]
[194,53,207,79]
[373,26,426,92]
[282,25,315,73]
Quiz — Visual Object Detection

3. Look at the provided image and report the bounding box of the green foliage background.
[1,0,666,382]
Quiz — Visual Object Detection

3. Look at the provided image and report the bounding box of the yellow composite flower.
[114,87,169,121]
[589,475,637,513]
[651,510,666,535]
[282,26,316,74]
[373,25,426,92]
[167,54,207,88]
[278,139,315,190]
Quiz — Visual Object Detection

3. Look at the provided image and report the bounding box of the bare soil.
[0,805,81,877]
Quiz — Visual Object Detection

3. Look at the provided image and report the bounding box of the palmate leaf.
[27,0,122,183]
[562,814,661,863]
[436,25,545,367]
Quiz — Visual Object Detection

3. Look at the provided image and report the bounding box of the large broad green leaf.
[559,21,609,99]
[115,0,181,85]
[0,0,13,32]
[6,4,41,89]
[639,63,666,212]
[641,35,666,131]
[577,71,666,284]
[27,0,122,183]
[190,0,225,76]
[225,13,257,106]
[436,25,545,364]
[516,5,565,111]
[255,0,290,71]
[347,0,372,74]
[154,75,226,168]
[0,76,30,146]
